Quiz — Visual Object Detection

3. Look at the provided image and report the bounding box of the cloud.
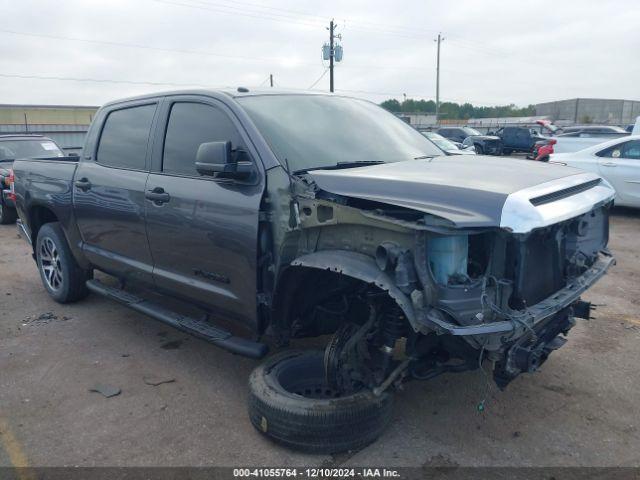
[1,0,638,107]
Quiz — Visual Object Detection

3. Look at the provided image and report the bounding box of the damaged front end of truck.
[263,159,615,393]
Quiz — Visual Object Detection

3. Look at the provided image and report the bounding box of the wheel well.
[29,206,58,252]
[271,266,394,340]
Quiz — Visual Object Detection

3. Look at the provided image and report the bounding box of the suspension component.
[378,305,406,375]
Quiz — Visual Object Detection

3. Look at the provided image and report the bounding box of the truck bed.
[12,157,80,244]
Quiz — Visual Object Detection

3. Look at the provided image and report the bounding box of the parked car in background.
[437,126,503,155]
[496,126,547,155]
[551,135,640,208]
[530,138,557,162]
[0,160,16,224]
[561,125,629,137]
[0,135,65,224]
[420,131,476,155]
[555,134,621,154]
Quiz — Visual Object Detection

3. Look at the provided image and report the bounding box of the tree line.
[380,98,535,119]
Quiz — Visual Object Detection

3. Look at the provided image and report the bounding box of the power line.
[0,73,211,88]
[0,72,512,105]
[151,0,325,28]
[0,28,320,67]
[152,0,445,41]
[308,69,328,89]
[0,28,446,73]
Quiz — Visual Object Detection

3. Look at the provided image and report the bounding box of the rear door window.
[162,102,243,176]
[597,140,640,159]
[97,104,156,170]
[621,140,640,159]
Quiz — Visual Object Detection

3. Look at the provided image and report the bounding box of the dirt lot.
[1,209,639,468]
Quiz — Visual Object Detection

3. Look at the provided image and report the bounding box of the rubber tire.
[248,350,394,454]
[502,148,512,156]
[36,222,92,303]
[0,201,17,225]
[475,144,484,155]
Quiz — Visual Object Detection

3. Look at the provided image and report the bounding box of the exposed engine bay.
[263,162,615,393]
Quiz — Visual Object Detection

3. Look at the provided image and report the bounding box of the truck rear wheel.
[36,222,92,303]
[0,202,17,224]
[248,350,394,454]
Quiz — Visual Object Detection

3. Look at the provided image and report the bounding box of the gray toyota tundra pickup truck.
[11,89,615,453]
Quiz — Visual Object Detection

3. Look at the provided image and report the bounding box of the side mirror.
[195,141,253,179]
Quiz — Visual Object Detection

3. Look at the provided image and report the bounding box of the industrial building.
[535,98,640,125]
[0,104,99,153]
[397,112,438,129]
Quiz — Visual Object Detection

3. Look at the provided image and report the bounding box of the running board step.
[86,279,268,359]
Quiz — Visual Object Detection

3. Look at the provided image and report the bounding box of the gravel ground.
[0,208,639,468]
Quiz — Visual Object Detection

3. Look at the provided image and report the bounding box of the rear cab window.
[96,104,156,170]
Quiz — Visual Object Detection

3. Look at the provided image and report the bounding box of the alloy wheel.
[40,237,63,291]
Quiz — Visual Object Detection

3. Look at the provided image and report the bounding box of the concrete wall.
[0,104,98,126]
[535,98,640,125]
[0,104,98,154]
[396,113,437,128]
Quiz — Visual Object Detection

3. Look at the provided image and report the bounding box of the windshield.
[462,127,481,136]
[0,139,64,161]
[422,131,458,151]
[237,95,443,172]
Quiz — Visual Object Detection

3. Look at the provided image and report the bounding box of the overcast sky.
[2,0,639,107]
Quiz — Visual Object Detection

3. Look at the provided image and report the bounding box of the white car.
[550,135,640,208]
[420,131,476,155]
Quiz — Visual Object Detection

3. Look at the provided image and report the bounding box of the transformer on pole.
[323,20,342,92]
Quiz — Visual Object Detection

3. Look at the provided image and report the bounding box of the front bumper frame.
[419,255,615,338]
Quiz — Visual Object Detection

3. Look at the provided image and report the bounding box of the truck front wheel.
[36,222,92,303]
[248,350,394,453]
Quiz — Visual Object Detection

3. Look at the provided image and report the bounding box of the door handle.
[145,187,170,204]
[601,162,617,167]
[74,178,92,191]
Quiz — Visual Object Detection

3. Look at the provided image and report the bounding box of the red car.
[531,138,557,162]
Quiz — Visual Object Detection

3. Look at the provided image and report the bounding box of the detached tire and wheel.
[0,202,17,224]
[36,222,92,303]
[248,350,394,454]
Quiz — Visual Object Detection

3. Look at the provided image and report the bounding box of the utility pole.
[329,19,335,92]
[322,20,342,92]
[269,74,273,87]
[435,33,444,122]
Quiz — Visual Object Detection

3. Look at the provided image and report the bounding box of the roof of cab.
[101,88,334,108]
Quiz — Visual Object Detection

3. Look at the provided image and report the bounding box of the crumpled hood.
[307,156,612,230]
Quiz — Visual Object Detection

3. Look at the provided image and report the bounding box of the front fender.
[291,250,417,329]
